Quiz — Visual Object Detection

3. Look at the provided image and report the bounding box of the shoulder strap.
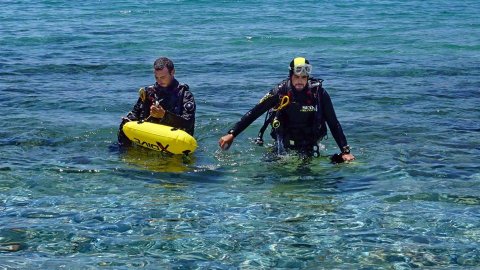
[310,78,328,140]
[178,83,189,92]
[308,78,323,94]
[255,110,276,145]
[255,80,289,145]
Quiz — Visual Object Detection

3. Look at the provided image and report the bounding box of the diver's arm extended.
[321,90,355,161]
[230,95,277,137]
[219,92,278,150]
[321,90,348,150]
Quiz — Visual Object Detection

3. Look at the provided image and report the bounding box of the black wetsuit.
[228,78,348,155]
[118,79,195,145]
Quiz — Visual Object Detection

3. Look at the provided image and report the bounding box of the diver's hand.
[341,153,355,162]
[331,152,355,163]
[150,104,165,118]
[219,134,234,150]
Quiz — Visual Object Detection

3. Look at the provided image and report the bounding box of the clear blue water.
[1,1,480,269]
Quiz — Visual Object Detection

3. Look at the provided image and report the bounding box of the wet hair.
[153,57,174,73]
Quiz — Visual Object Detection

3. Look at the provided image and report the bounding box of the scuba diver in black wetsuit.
[218,57,355,162]
[117,57,196,146]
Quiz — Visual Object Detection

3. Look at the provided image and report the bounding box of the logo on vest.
[300,105,317,112]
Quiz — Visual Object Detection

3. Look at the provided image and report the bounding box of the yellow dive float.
[122,121,197,155]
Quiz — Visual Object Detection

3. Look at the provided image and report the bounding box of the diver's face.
[291,74,308,91]
[154,68,174,87]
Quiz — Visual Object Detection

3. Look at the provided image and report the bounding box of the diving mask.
[292,64,312,76]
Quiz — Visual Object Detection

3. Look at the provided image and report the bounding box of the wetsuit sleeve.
[118,95,150,145]
[124,85,158,121]
[159,90,196,135]
[126,97,148,120]
[229,92,279,137]
[321,89,349,150]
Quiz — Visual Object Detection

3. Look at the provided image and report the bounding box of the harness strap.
[255,110,275,145]
[255,93,290,145]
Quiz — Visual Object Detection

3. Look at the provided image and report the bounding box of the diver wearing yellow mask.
[219,57,355,162]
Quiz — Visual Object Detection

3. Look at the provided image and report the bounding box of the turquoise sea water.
[1,1,480,269]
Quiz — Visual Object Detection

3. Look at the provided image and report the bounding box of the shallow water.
[1,1,480,269]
